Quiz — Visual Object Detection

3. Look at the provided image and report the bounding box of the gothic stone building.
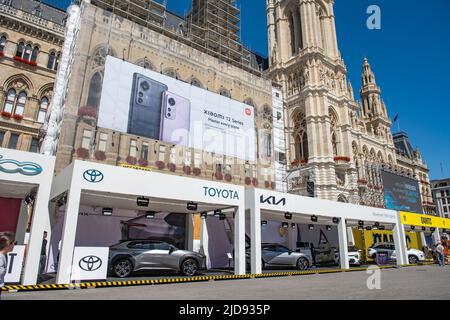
[0,0,65,152]
[266,0,433,212]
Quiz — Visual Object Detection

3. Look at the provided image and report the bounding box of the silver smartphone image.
[159,91,191,147]
[128,73,168,139]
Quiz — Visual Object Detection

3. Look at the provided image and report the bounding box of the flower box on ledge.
[225,173,232,182]
[214,172,223,180]
[94,150,106,161]
[334,156,351,163]
[357,179,368,185]
[76,147,89,159]
[13,114,23,121]
[1,111,12,118]
[13,56,37,66]
[138,158,148,167]
[155,161,165,170]
[0,52,4,58]
[78,106,97,119]
[183,166,191,175]
[168,163,176,172]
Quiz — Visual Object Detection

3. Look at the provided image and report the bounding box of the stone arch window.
[30,46,39,62]
[37,96,49,123]
[163,68,179,79]
[92,45,113,69]
[0,35,7,53]
[295,131,309,162]
[22,43,33,61]
[219,88,231,98]
[377,151,384,163]
[3,89,27,115]
[331,132,338,156]
[388,154,393,164]
[287,5,302,55]
[86,72,103,109]
[47,51,56,69]
[15,41,24,58]
[137,59,154,70]
[190,77,203,88]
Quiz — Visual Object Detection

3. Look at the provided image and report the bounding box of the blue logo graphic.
[79,256,102,272]
[83,169,104,183]
[0,155,43,176]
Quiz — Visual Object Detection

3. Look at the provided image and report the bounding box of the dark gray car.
[108,240,206,278]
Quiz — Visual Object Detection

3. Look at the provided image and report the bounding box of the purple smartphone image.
[159,91,191,147]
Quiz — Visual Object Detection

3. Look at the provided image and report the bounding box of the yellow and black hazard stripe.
[1,263,431,293]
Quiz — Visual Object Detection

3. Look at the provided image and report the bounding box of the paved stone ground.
[3,265,449,300]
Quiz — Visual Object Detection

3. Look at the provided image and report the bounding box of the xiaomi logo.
[245,108,252,116]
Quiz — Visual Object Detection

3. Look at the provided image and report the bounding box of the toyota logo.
[79,255,102,272]
[83,169,104,183]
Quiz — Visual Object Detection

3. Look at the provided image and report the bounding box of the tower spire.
[362,57,376,86]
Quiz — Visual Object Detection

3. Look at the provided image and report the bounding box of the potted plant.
[168,163,176,172]
[76,147,89,159]
[291,159,299,166]
[155,160,165,170]
[215,172,223,180]
[13,114,23,121]
[265,181,270,188]
[126,155,137,165]
[193,167,201,176]
[300,158,308,164]
[1,111,11,118]
[94,150,106,161]
[183,165,191,175]
[252,178,258,187]
[245,177,252,185]
[225,173,232,182]
[271,182,276,190]
[138,158,148,167]
[78,106,97,118]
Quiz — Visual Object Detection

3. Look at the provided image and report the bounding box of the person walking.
[0,232,16,300]
[436,242,445,267]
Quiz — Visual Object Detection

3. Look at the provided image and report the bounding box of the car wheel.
[296,257,309,270]
[113,259,133,278]
[409,255,418,264]
[181,258,199,276]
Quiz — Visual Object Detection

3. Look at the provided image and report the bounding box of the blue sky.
[46,0,450,180]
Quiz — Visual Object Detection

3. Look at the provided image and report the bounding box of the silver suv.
[108,240,206,278]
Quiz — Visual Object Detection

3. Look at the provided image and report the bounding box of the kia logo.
[83,169,104,183]
[79,255,102,272]
[260,195,286,206]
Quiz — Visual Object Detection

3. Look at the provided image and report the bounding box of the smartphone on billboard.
[128,73,168,139]
[159,91,191,147]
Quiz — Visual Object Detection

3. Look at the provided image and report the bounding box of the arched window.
[219,88,231,98]
[47,52,55,69]
[0,35,7,53]
[137,59,154,70]
[190,78,203,88]
[23,44,32,61]
[3,89,16,113]
[331,132,338,156]
[37,97,49,123]
[54,52,60,70]
[15,42,24,57]
[295,131,309,161]
[86,72,103,109]
[14,91,27,115]
[163,68,178,79]
[30,46,39,62]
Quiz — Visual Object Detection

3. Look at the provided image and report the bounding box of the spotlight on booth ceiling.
[261,220,268,226]
[282,222,289,228]
[332,217,339,224]
[311,215,318,222]
[291,223,296,229]
[102,208,113,216]
[187,201,198,211]
[200,212,207,219]
[422,227,427,232]
[326,225,332,231]
[410,226,416,231]
[145,211,155,219]
[219,214,226,221]
[284,212,293,220]
[365,226,372,231]
[308,224,314,230]
[374,222,380,228]
[378,225,385,231]
[358,220,365,227]
[136,196,150,207]
[431,227,436,232]
[214,209,222,217]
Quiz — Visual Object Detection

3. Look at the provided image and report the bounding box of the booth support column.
[234,206,246,275]
[432,228,441,244]
[249,202,262,274]
[200,216,210,269]
[186,214,195,251]
[419,232,427,248]
[15,200,29,244]
[22,187,52,285]
[393,221,408,266]
[337,218,349,269]
[56,189,81,284]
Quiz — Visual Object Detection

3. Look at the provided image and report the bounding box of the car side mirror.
[169,246,175,254]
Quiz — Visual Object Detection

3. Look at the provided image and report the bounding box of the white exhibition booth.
[245,188,409,274]
[0,147,55,285]
[50,160,246,285]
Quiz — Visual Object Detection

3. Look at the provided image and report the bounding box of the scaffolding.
[89,0,263,75]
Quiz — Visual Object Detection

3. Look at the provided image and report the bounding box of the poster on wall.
[97,56,256,162]
[5,245,25,284]
[381,170,423,213]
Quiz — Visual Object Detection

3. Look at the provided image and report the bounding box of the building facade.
[266,0,433,213]
[0,0,65,152]
[44,0,277,190]
[431,178,450,218]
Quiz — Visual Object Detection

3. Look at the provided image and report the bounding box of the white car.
[368,242,425,264]
[347,246,362,266]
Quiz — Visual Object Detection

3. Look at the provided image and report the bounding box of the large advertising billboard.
[381,170,423,213]
[97,56,256,162]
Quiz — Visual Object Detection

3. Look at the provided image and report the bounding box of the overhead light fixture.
[200,212,208,219]
[308,224,314,230]
[284,212,292,220]
[291,223,296,229]
[326,225,332,231]
[282,222,289,228]
[410,226,416,231]
[358,220,364,227]
[366,226,372,231]
[187,201,198,211]
[214,209,222,217]
[374,222,380,228]
[311,215,318,222]
[378,225,385,231]
[102,208,113,216]
[332,217,339,224]
[137,196,150,207]
[261,220,268,226]
[422,227,426,232]
[145,211,155,219]
[219,214,226,221]
[430,227,436,232]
